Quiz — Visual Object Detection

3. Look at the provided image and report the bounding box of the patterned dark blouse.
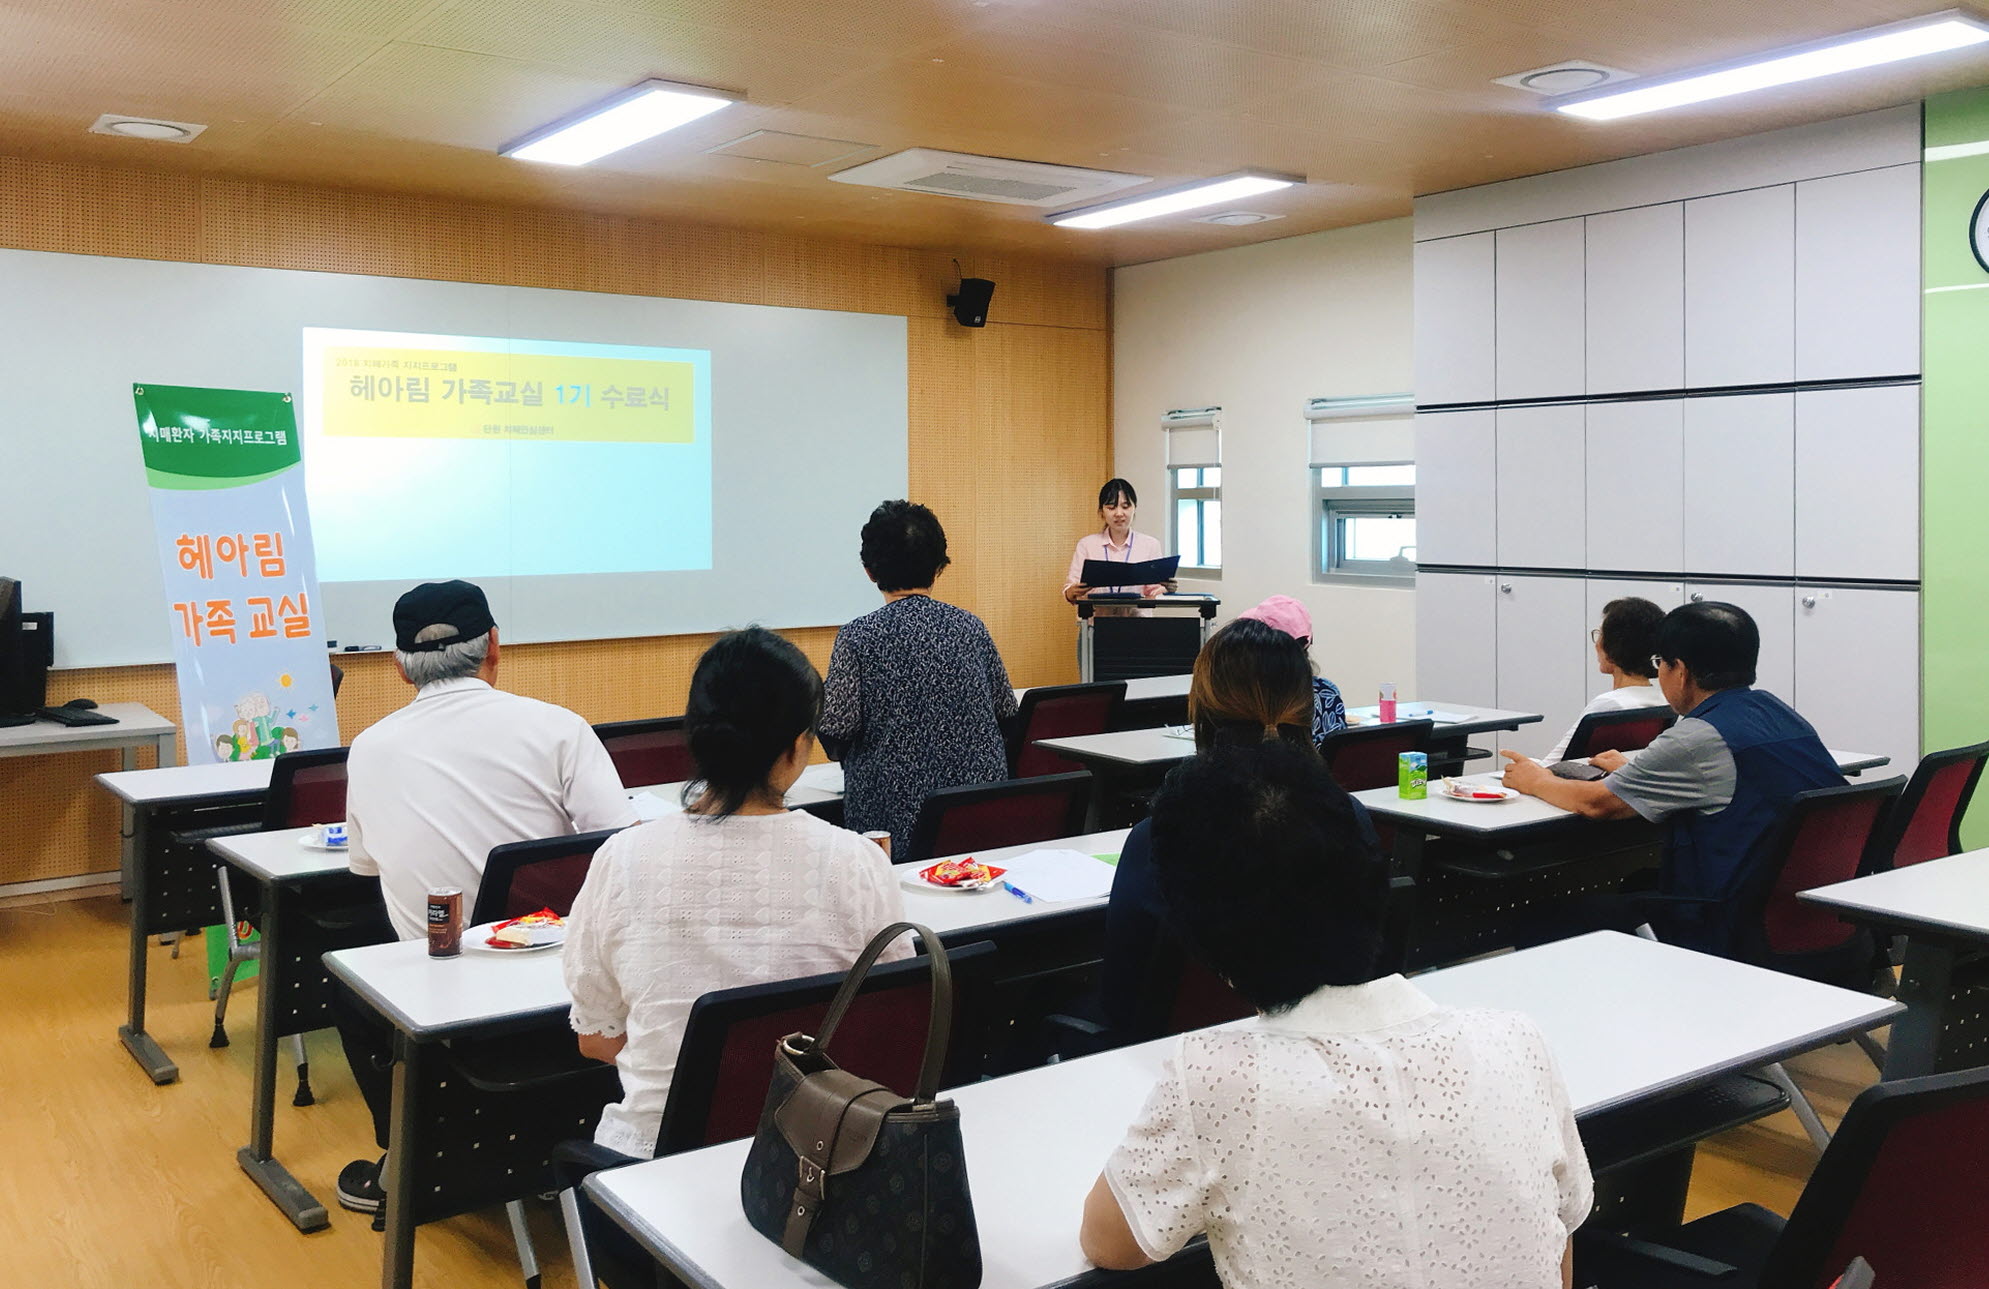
[820,595,1019,855]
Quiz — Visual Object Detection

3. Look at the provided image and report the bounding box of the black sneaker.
[336,1156,386,1214]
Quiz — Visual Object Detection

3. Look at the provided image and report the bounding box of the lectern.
[1076,596,1220,682]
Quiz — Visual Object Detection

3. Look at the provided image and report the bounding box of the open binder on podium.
[1079,555,1179,590]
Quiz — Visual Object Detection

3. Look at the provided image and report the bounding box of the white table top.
[630,769,843,817]
[584,931,1899,1289]
[1033,725,1193,768]
[1342,701,1545,737]
[1012,674,1191,706]
[1800,848,1989,941]
[1353,775,1579,834]
[1,702,176,755]
[209,825,352,884]
[96,757,272,805]
[1357,748,1892,836]
[898,830,1129,939]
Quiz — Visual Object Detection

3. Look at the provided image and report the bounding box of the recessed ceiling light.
[501,79,740,166]
[1551,9,1989,121]
[89,114,207,143]
[1493,62,1634,95]
[1048,171,1302,230]
[1192,210,1285,227]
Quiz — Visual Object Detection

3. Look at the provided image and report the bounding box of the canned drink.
[861,830,893,860]
[1398,751,1428,800]
[427,887,463,958]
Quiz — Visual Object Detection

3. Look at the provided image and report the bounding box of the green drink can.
[1398,751,1428,800]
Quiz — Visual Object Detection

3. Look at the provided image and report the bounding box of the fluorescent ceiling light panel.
[1049,172,1301,229]
[503,79,739,165]
[1927,138,1989,161]
[1553,10,1989,121]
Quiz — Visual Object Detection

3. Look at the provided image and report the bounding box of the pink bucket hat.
[1238,594,1313,644]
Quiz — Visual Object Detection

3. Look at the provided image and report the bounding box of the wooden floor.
[1,890,1877,1286]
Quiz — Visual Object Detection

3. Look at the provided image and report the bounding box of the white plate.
[297,837,350,852]
[463,920,566,953]
[1439,784,1519,804]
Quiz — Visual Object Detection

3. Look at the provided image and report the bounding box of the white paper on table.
[628,791,681,822]
[995,849,1118,903]
[794,763,845,794]
[1401,707,1473,724]
[1162,725,1194,740]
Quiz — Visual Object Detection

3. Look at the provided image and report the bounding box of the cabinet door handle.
[1499,583,1513,594]
[1689,593,1705,603]
[1801,595,1817,609]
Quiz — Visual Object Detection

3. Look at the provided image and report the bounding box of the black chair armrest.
[445,1034,620,1094]
[551,1137,641,1190]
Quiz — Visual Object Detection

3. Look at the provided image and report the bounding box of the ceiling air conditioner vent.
[829,148,1151,207]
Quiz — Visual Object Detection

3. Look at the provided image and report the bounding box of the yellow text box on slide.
[321,347,696,444]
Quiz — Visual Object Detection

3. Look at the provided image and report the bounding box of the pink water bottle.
[1378,682,1398,724]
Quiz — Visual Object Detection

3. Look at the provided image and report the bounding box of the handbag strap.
[812,922,950,1104]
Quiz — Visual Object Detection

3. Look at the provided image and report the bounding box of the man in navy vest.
[1499,601,1843,954]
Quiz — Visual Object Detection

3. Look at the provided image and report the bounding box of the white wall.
[1112,219,1416,703]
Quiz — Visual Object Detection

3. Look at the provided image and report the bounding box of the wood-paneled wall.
[0,154,1110,887]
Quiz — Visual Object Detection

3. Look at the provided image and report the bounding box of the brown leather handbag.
[738,922,981,1289]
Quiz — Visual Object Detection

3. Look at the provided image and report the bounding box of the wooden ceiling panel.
[1,0,1987,265]
[782,55,1199,161]
[0,2,383,120]
[277,43,636,150]
[919,11,1350,115]
[578,0,1000,60]
[399,0,898,107]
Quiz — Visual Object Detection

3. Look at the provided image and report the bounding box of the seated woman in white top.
[1539,595,1670,763]
[563,626,909,1159]
[1080,741,1591,1289]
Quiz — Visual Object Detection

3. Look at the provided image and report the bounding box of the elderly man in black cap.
[333,579,635,1214]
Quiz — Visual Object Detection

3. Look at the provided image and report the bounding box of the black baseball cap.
[393,580,496,653]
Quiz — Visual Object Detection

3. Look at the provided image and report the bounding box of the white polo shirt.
[345,676,638,940]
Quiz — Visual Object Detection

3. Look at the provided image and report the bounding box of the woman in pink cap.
[1237,594,1348,744]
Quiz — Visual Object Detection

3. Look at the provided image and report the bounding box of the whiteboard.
[0,248,907,668]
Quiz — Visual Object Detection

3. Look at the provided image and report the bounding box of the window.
[1316,464,1416,584]
[1163,407,1222,575]
[1172,466,1222,572]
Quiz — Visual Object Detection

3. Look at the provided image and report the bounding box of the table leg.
[1883,938,1956,1080]
[155,730,180,768]
[119,748,139,899]
[237,878,329,1232]
[117,805,178,1084]
[381,1031,422,1289]
[1388,826,1427,883]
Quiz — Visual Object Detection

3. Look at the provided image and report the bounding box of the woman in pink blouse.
[1064,478,1168,609]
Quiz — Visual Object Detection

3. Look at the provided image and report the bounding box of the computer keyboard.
[37,705,118,727]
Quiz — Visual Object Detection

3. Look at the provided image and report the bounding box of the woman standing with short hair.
[820,500,1018,855]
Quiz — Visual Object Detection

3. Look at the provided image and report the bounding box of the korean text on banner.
[133,384,339,764]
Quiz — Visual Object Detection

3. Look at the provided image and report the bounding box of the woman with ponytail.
[562,626,909,1159]
[1096,617,1379,1035]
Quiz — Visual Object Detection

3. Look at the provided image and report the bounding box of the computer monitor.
[0,578,51,725]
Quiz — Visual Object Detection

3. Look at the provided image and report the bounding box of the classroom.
[3,3,1985,1286]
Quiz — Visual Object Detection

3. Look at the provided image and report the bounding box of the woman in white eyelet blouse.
[562,627,908,1159]
[1081,742,1590,1289]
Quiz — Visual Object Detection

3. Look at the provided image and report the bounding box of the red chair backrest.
[1320,721,1434,792]
[1012,684,1123,778]
[1565,708,1675,760]
[693,986,934,1149]
[264,748,350,829]
[1165,957,1253,1034]
[1762,782,1901,955]
[1888,748,1989,869]
[472,830,618,924]
[908,774,1090,864]
[595,718,694,789]
[1772,1072,1989,1289]
[500,853,595,920]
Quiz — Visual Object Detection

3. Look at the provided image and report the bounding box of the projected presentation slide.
[300,327,712,582]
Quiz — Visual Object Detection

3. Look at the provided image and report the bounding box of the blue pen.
[1002,881,1034,904]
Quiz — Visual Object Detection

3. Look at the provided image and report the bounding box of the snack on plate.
[487,907,565,948]
[919,859,1007,888]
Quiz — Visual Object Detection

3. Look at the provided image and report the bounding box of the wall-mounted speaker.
[947,277,995,327]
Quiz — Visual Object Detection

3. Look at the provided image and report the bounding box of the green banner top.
[133,383,302,489]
